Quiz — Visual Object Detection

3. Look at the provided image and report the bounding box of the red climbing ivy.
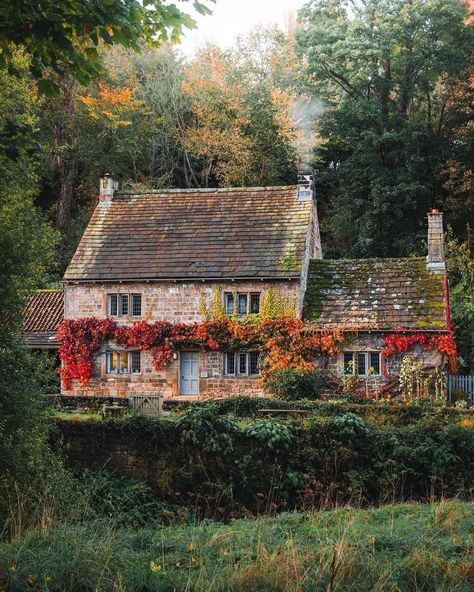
[57,317,345,389]
[382,330,457,373]
[58,318,457,389]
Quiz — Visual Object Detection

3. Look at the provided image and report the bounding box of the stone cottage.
[62,172,321,398]
[60,172,451,399]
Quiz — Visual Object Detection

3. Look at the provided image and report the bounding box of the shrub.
[266,368,321,400]
[244,419,294,449]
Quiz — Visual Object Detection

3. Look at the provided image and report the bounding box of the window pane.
[119,294,129,316]
[108,294,118,316]
[357,352,366,376]
[343,352,354,375]
[131,294,142,317]
[224,352,235,375]
[238,353,247,375]
[369,352,380,375]
[238,294,248,314]
[250,293,260,314]
[107,352,118,373]
[120,351,129,373]
[131,351,141,373]
[249,352,260,375]
[225,293,234,314]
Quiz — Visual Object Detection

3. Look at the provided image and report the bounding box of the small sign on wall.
[200,371,209,378]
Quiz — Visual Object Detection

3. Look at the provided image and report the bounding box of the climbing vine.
[57,317,344,389]
[382,330,457,373]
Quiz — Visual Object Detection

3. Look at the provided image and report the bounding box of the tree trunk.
[49,75,77,239]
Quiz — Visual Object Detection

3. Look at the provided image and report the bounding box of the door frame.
[179,350,200,395]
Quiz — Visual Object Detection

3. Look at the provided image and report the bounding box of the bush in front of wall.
[265,368,321,400]
[52,409,474,517]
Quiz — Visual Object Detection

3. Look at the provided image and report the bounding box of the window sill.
[222,375,260,379]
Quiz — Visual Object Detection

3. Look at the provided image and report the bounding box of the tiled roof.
[64,186,312,281]
[23,290,64,347]
[303,258,447,331]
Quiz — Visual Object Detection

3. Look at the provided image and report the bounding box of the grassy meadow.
[1,500,473,591]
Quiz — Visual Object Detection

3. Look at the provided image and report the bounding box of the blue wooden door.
[180,351,199,395]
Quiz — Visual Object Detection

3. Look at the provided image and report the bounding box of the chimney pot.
[99,174,118,201]
[297,168,314,200]
[427,209,445,273]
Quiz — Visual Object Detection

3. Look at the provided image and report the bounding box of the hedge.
[53,409,474,518]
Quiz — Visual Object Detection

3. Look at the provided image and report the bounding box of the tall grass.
[1,501,473,591]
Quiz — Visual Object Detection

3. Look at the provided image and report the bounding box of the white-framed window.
[250,293,260,314]
[224,351,236,375]
[224,292,234,314]
[107,293,142,317]
[131,294,142,317]
[224,352,260,376]
[108,293,118,316]
[223,292,260,316]
[343,351,381,376]
[106,350,141,374]
[238,293,248,315]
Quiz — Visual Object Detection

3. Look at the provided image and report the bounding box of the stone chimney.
[427,209,445,272]
[297,169,314,200]
[99,174,119,202]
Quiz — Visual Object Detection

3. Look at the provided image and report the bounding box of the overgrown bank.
[52,405,474,516]
[1,501,473,591]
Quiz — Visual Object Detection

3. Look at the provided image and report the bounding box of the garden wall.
[52,408,474,515]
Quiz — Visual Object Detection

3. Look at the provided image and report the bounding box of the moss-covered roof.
[303,257,447,331]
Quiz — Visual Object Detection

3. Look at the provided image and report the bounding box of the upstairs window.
[343,351,381,376]
[131,294,142,317]
[224,352,260,376]
[224,292,261,316]
[250,293,260,314]
[238,294,248,315]
[106,350,141,374]
[224,292,234,315]
[108,294,118,316]
[107,293,142,317]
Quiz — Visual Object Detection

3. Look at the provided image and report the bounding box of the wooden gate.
[447,375,474,406]
[129,393,164,417]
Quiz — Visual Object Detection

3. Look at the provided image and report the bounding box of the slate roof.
[64,186,312,282]
[303,258,447,331]
[23,290,64,347]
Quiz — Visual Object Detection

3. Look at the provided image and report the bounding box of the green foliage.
[331,413,371,438]
[79,470,189,527]
[52,408,474,517]
[0,58,63,535]
[0,0,214,93]
[446,232,474,372]
[297,0,474,257]
[177,406,237,454]
[266,368,321,400]
[244,419,294,450]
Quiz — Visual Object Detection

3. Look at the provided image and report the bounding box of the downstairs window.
[343,351,381,376]
[106,350,141,374]
[224,352,260,376]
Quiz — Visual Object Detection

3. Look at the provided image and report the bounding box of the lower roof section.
[303,257,447,331]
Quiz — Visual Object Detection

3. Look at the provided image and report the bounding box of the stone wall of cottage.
[62,279,296,398]
[64,280,300,323]
[315,332,446,392]
[64,350,265,398]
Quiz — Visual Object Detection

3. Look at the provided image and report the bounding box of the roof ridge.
[116,185,297,196]
[310,256,426,264]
